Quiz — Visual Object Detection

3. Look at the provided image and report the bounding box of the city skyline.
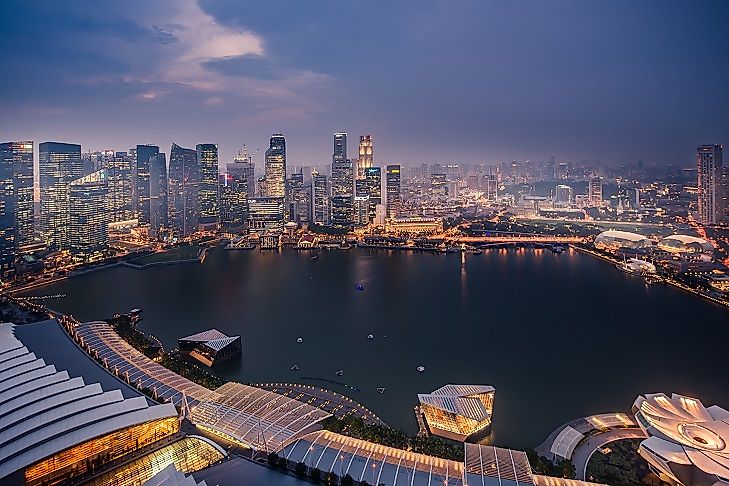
[1,1,729,167]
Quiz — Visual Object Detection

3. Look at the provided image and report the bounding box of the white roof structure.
[0,323,178,481]
[418,385,495,423]
[464,443,535,486]
[633,393,729,486]
[658,235,714,254]
[179,330,240,354]
[142,464,209,486]
[282,430,465,485]
[596,230,649,242]
[550,426,584,459]
[191,382,331,452]
[74,321,213,406]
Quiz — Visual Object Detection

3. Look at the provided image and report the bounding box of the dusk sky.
[1,0,728,168]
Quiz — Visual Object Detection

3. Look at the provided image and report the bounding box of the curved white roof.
[632,393,729,485]
[595,230,649,242]
[0,323,178,481]
[662,234,709,245]
[418,384,495,422]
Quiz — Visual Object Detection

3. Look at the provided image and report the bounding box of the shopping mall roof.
[595,230,649,242]
[191,382,331,452]
[0,322,178,481]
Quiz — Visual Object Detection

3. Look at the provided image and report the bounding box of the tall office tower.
[288,172,309,224]
[331,195,354,228]
[196,143,219,230]
[312,174,331,226]
[168,143,199,238]
[333,132,347,164]
[247,196,285,234]
[229,147,256,197]
[554,184,573,207]
[357,135,373,179]
[365,167,382,220]
[385,164,401,218]
[219,173,247,234]
[105,152,134,223]
[39,142,82,250]
[0,142,34,248]
[149,153,168,236]
[719,166,729,223]
[546,154,556,180]
[331,158,354,227]
[264,134,286,198]
[697,144,723,225]
[486,174,498,201]
[354,179,370,226]
[431,173,447,197]
[588,176,603,206]
[68,169,109,259]
[0,145,16,276]
[135,144,159,224]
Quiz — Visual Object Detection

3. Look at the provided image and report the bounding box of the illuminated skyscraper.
[229,147,256,197]
[105,152,134,223]
[354,179,370,226]
[219,173,247,234]
[357,135,373,179]
[431,173,447,197]
[697,144,723,225]
[0,145,15,276]
[365,166,382,220]
[312,174,330,226]
[149,153,168,236]
[554,184,573,207]
[588,176,603,206]
[68,169,109,259]
[0,142,34,248]
[264,134,286,198]
[135,144,158,224]
[331,158,353,227]
[248,196,284,234]
[486,174,498,201]
[168,143,199,238]
[333,132,347,164]
[386,164,401,218]
[39,142,82,250]
[196,143,219,230]
[288,172,309,224]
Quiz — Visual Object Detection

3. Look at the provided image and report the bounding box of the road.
[572,428,646,480]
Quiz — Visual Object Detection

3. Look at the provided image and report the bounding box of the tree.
[295,462,307,476]
[310,467,321,482]
[277,456,288,470]
[341,474,354,486]
[558,459,576,479]
[267,452,279,467]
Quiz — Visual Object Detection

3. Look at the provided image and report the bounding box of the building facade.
[68,169,109,259]
[311,174,330,226]
[0,141,34,248]
[105,152,134,223]
[168,143,199,238]
[365,166,382,220]
[149,153,168,236]
[196,143,219,230]
[386,164,402,218]
[39,142,83,250]
[264,134,286,198]
[248,196,284,234]
[357,134,373,179]
[697,144,723,225]
[135,144,158,225]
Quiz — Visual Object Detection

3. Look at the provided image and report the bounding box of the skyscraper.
[247,196,285,234]
[365,166,382,220]
[39,142,82,250]
[229,147,256,198]
[554,184,573,207]
[588,176,603,207]
[149,153,168,236]
[354,179,370,226]
[0,142,34,247]
[331,158,354,227]
[697,144,723,225]
[333,132,347,164]
[357,135,373,179]
[219,173,247,234]
[68,169,109,259]
[135,144,159,224]
[196,143,220,230]
[168,143,199,238]
[485,174,498,202]
[386,164,401,218]
[431,173,447,197]
[288,172,309,224]
[264,134,286,198]
[312,174,330,226]
[105,152,134,223]
[0,145,16,276]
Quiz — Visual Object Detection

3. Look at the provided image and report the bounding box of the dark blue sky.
[1,0,727,167]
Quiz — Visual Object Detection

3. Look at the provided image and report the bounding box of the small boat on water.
[336,370,343,376]
[291,365,300,371]
[367,334,374,340]
[377,387,386,394]
[355,283,364,291]
[296,337,303,343]
[417,366,426,373]
[311,255,319,260]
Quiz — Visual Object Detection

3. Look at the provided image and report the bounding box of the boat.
[551,246,565,254]
[311,255,319,260]
[336,370,343,376]
[291,365,300,371]
[377,387,385,394]
[355,283,364,291]
[417,366,426,373]
[296,337,303,343]
[367,334,374,340]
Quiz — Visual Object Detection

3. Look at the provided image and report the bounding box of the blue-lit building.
[39,142,82,250]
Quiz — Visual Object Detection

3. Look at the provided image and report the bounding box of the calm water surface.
[22,248,729,448]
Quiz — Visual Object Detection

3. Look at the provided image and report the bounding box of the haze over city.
[2,0,729,166]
